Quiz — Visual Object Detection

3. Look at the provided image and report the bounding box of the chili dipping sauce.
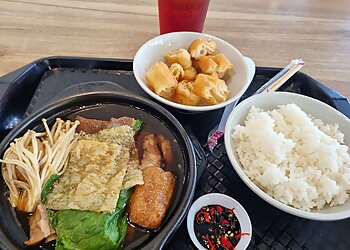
[194,205,249,250]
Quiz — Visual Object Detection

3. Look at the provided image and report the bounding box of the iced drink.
[158,0,210,34]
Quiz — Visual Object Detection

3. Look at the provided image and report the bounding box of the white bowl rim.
[224,91,350,221]
[186,193,252,250]
[133,31,250,112]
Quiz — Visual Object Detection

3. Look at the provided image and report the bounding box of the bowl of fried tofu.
[133,32,251,112]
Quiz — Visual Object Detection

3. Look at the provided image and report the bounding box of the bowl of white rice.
[224,92,350,220]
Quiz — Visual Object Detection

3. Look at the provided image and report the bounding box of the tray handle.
[0,62,38,93]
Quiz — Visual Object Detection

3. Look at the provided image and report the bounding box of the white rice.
[232,103,350,211]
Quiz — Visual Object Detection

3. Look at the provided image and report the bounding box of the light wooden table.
[0,0,349,99]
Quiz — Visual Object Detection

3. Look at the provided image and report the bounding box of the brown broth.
[15,210,30,236]
[122,224,152,250]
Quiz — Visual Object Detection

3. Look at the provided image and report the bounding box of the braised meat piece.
[109,117,136,127]
[76,116,136,134]
[128,167,175,229]
[157,135,173,166]
[140,134,163,170]
[76,116,109,134]
[24,204,55,245]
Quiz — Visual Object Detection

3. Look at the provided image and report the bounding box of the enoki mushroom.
[0,118,80,212]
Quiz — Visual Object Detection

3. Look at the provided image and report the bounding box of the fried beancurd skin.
[188,39,217,59]
[169,63,185,81]
[197,56,218,75]
[164,48,192,69]
[183,66,197,81]
[211,54,234,78]
[145,61,178,100]
[174,80,200,106]
[193,74,229,105]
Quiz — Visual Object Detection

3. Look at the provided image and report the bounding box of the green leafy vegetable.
[41,174,61,203]
[133,119,143,132]
[49,189,133,250]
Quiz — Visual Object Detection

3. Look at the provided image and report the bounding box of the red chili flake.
[205,234,216,250]
[226,208,235,214]
[211,207,217,224]
[221,219,229,226]
[216,205,223,215]
[211,207,215,216]
[220,235,235,250]
[234,232,250,239]
[196,211,211,223]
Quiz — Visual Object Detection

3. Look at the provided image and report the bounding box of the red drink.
[158,0,210,34]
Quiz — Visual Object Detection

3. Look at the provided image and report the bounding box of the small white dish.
[187,193,252,250]
[224,92,350,221]
[133,32,252,112]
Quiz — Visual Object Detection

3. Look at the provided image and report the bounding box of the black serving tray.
[0,56,349,250]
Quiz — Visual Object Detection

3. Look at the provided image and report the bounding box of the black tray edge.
[0,56,134,104]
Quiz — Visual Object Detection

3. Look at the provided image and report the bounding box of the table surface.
[0,0,349,99]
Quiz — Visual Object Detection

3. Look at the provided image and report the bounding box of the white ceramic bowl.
[187,193,252,250]
[133,32,252,112]
[224,92,350,221]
